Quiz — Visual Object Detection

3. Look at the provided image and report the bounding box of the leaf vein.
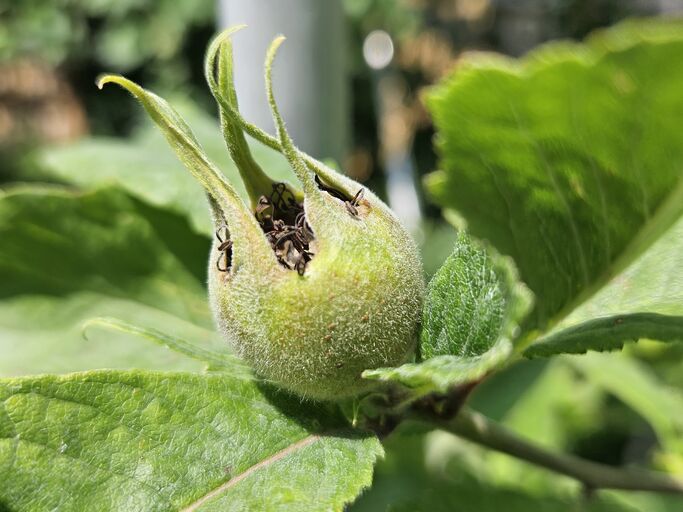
[180,434,320,512]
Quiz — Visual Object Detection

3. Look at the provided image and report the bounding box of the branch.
[419,407,683,494]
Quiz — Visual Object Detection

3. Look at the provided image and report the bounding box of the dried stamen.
[314,175,364,218]
[255,183,315,274]
[215,226,233,272]
[256,195,272,216]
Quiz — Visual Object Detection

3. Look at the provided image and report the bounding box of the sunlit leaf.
[525,313,683,358]
[0,370,382,511]
[426,19,683,328]
[363,338,513,395]
[526,217,683,356]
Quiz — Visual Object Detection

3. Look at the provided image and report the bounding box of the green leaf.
[565,216,683,320]
[525,313,683,358]
[609,492,683,512]
[0,370,382,511]
[38,98,294,236]
[426,18,683,328]
[525,216,683,357]
[362,338,512,395]
[0,186,223,376]
[420,232,531,359]
[362,233,531,394]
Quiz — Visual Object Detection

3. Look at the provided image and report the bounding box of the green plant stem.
[205,30,280,207]
[421,407,683,494]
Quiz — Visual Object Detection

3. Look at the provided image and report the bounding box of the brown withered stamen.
[314,174,364,218]
[345,188,365,217]
[254,182,315,274]
[217,179,362,274]
[255,195,272,216]
[350,188,364,206]
[215,226,233,272]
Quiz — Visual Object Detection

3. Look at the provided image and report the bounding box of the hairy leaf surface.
[0,370,382,511]
[362,338,513,395]
[420,232,530,359]
[525,313,683,358]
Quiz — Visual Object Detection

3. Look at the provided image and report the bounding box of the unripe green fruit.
[209,174,424,400]
[100,28,425,400]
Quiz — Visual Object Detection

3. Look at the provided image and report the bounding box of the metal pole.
[219,0,348,164]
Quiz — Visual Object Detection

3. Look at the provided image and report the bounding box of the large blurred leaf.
[569,353,683,461]
[0,370,382,511]
[0,186,223,376]
[1,0,214,73]
[426,19,683,328]
[39,100,294,235]
[609,493,683,512]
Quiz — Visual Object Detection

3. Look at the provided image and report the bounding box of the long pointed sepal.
[97,74,277,270]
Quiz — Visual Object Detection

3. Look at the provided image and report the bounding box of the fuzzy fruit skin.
[96,32,424,401]
[208,168,424,401]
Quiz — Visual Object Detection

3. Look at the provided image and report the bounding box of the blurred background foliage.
[1,1,683,510]
[2,0,678,178]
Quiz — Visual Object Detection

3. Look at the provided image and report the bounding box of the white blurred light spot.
[363,30,394,70]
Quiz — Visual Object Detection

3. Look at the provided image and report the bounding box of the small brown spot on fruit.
[324,334,332,342]
[327,322,337,331]
[361,314,369,323]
